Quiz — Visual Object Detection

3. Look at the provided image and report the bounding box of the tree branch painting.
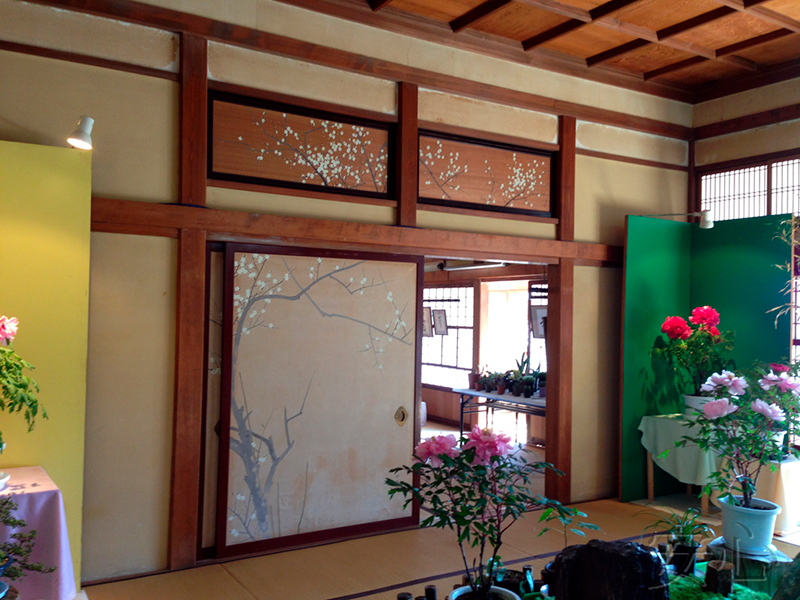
[418,135,552,212]
[222,250,417,547]
[212,100,390,194]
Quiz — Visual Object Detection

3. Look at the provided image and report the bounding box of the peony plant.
[654,306,735,395]
[0,316,46,451]
[386,427,597,599]
[678,364,800,507]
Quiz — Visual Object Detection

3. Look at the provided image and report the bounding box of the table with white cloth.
[0,466,76,600]
[638,414,800,533]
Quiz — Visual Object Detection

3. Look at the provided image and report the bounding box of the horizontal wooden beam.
[587,39,650,67]
[517,0,590,21]
[693,103,800,140]
[714,0,800,32]
[656,6,736,40]
[716,29,795,57]
[644,56,706,80]
[450,0,512,33]
[91,196,623,265]
[367,0,394,10]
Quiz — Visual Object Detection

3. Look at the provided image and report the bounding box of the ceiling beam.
[367,0,394,10]
[450,0,512,33]
[713,0,800,33]
[516,0,590,21]
[656,6,736,39]
[643,56,707,80]
[586,39,649,66]
[522,0,644,50]
[716,28,795,56]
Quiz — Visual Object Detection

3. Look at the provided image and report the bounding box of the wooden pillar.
[546,258,574,502]
[169,32,208,570]
[688,139,699,214]
[396,82,418,228]
[557,116,576,242]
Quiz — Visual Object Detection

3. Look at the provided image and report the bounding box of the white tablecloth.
[0,466,76,600]
[638,414,718,487]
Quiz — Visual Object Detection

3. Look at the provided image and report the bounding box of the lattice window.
[421,285,474,389]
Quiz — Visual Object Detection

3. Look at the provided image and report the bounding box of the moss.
[669,575,771,600]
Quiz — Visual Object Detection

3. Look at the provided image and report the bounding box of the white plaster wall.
[577,121,688,166]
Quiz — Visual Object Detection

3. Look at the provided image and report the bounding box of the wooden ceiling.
[278,0,800,102]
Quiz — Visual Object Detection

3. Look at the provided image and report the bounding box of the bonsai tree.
[0,315,47,451]
[0,496,55,582]
[643,507,714,575]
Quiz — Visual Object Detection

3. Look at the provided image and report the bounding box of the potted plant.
[0,495,55,596]
[522,376,536,398]
[469,367,482,390]
[678,364,800,555]
[386,427,592,600]
[0,315,47,453]
[652,305,735,412]
[643,508,715,575]
[495,373,507,395]
[536,373,546,398]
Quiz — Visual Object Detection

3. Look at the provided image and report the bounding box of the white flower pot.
[718,495,781,556]
[449,585,521,600]
[683,394,708,415]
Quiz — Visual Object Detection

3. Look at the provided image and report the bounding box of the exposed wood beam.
[91,197,624,265]
[367,0,394,10]
[450,0,512,33]
[713,0,800,32]
[557,116,575,242]
[644,56,706,80]
[522,0,645,50]
[716,28,794,57]
[587,39,649,67]
[517,0,591,21]
[694,103,800,140]
[656,6,736,39]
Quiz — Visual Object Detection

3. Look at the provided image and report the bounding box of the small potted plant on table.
[644,507,715,575]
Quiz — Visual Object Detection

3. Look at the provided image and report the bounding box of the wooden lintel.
[91,197,623,265]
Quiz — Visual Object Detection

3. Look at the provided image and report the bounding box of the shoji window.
[421,285,474,389]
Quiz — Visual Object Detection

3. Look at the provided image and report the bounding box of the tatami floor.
[81,421,800,600]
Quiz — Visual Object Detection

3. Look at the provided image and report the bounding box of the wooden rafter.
[644,29,794,80]
[367,0,394,11]
[521,0,646,51]
[450,0,511,33]
[587,6,760,72]
[713,0,800,33]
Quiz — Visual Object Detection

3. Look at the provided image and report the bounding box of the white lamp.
[67,116,94,150]
[640,209,714,229]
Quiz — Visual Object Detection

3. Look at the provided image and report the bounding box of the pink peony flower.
[776,372,800,395]
[702,398,739,419]
[701,371,748,396]
[760,371,781,390]
[770,363,791,373]
[0,316,19,346]
[707,326,721,336]
[462,426,514,465]
[661,316,692,340]
[414,434,460,468]
[751,399,786,422]
[689,306,720,327]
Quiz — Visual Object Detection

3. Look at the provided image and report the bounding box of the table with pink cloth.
[0,466,75,600]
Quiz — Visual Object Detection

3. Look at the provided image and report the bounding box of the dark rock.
[773,552,800,600]
[551,539,669,600]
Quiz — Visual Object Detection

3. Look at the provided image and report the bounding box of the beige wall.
[0,50,179,203]
[696,119,800,167]
[575,155,688,246]
[694,77,800,128]
[571,266,621,502]
[577,121,688,167]
[83,233,177,581]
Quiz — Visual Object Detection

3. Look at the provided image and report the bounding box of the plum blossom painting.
[217,245,419,556]
[210,94,391,197]
[418,133,552,215]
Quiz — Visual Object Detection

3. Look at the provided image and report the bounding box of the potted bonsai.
[0,315,47,453]
[387,427,594,600]
[643,508,715,575]
[679,364,800,555]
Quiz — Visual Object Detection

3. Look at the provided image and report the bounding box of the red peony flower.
[689,305,720,327]
[662,316,692,340]
[770,363,791,373]
[708,326,720,336]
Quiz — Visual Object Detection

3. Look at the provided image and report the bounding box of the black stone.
[773,553,800,600]
[551,539,669,600]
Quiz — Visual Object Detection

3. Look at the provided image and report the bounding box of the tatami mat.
[83,499,800,600]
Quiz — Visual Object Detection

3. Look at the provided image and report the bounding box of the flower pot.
[683,394,708,415]
[469,373,481,389]
[449,584,521,600]
[497,383,507,395]
[512,382,524,396]
[537,384,546,398]
[669,542,699,575]
[718,495,781,556]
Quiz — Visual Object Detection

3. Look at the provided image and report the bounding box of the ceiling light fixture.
[639,209,714,229]
[67,116,94,150]
[437,261,508,272]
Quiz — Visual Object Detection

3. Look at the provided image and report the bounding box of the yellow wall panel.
[0,50,178,203]
[577,121,688,167]
[696,119,800,167]
[83,233,176,581]
[0,140,91,589]
[575,155,688,246]
[417,210,557,239]
[694,77,800,127]
[571,266,622,502]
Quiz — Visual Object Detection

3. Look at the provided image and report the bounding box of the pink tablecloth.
[0,467,75,600]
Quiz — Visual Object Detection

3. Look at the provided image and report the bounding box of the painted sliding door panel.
[218,246,419,555]
[210,94,391,197]
[418,133,553,216]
